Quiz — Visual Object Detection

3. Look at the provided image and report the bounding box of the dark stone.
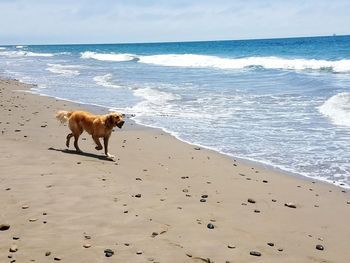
[207,223,214,229]
[247,198,256,204]
[201,194,208,198]
[267,242,274,247]
[284,202,297,208]
[135,194,142,198]
[0,224,10,231]
[104,249,114,257]
[200,199,206,202]
[45,251,51,256]
[250,251,261,256]
[316,244,324,251]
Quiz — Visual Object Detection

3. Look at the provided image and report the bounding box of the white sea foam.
[319,92,350,127]
[138,54,350,73]
[0,47,6,50]
[0,50,54,57]
[93,74,121,88]
[16,45,25,49]
[81,51,135,62]
[46,63,81,76]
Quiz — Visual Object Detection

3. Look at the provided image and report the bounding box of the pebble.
[248,198,256,204]
[194,147,201,150]
[207,223,215,229]
[135,194,142,198]
[200,199,207,202]
[267,242,274,246]
[29,218,38,222]
[284,202,297,208]
[136,250,143,255]
[227,245,236,249]
[152,232,159,237]
[250,251,261,257]
[104,249,114,257]
[0,224,10,231]
[254,209,260,213]
[22,205,29,209]
[347,201,350,204]
[83,244,91,248]
[316,244,324,251]
[201,194,208,198]
[9,245,18,252]
[272,199,277,202]
[45,251,51,256]
[13,236,20,240]
[262,180,268,183]
[54,257,62,261]
[278,248,283,252]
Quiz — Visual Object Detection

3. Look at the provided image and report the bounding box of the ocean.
[1,36,350,188]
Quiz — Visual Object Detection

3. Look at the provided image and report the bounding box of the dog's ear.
[105,115,114,129]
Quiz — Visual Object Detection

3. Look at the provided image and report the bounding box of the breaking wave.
[0,50,54,57]
[93,73,121,88]
[138,54,350,73]
[46,63,82,76]
[319,92,350,127]
[81,51,135,62]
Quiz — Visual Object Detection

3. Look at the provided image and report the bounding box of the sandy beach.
[0,78,349,262]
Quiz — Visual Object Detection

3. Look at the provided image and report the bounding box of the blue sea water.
[1,36,350,187]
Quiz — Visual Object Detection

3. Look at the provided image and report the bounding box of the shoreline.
[1,78,350,262]
[21,77,349,190]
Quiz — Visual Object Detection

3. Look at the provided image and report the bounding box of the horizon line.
[1,33,349,47]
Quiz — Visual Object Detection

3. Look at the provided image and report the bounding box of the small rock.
[278,248,283,252]
[262,180,268,183]
[84,235,91,239]
[248,198,256,203]
[207,223,214,229]
[194,147,201,150]
[316,244,324,251]
[347,201,350,204]
[45,251,51,256]
[8,254,12,258]
[29,218,38,222]
[284,202,297,208]
[200,199,206,202]
[22,205,29,209]
[227,245,236,249]
[83,244,91,248]
[54,257,62,261]
[250,251,261,257]
[136,251,143,255]
[9,245,18,252]
[135,194,142,198]
[201,194,208,198]
[12,236,20,240]
[104,249,114,257]
[0,224,10,231]
[152,232,158,237]
[267,242,274,247]
[254,209,260,213]
[272,199,277,202]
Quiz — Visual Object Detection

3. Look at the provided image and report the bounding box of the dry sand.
[0,78,349,263]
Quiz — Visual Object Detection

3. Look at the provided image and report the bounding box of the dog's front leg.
[92,135,103,151]
[104,135,114,158]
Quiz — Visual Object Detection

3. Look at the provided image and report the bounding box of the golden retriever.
[56,110,124,158]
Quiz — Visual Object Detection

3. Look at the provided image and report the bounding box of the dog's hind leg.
[92,135,103,151]
[66,133,73,148]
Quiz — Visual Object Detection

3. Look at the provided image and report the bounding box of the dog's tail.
[56,110,73,124]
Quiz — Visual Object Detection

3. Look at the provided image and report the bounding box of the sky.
[0,0,349,45]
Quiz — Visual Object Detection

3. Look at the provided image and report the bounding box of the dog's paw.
[106,153,115,159]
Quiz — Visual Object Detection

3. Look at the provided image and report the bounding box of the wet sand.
[0,78,349,262]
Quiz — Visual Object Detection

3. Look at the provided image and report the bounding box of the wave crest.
[46,63,82,76]
[138,54,350,73]
[81,51,135,62]
[0,50,54,57]
[319,92,350,127]
[93,74,121,88]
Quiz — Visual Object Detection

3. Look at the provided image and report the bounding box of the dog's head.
[106,112,125,129]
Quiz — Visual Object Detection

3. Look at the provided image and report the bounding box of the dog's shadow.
[48,147,114,162]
